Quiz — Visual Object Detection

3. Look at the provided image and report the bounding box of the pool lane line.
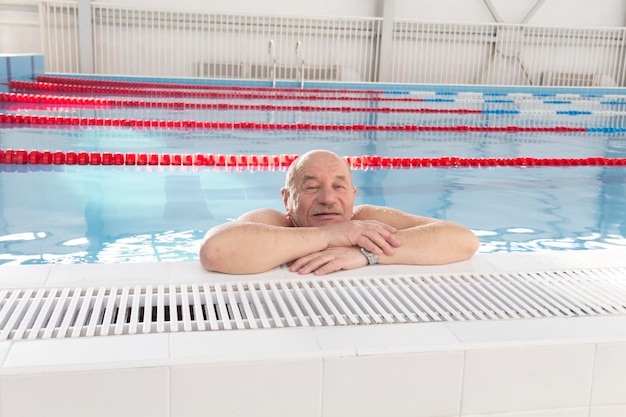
[9,81,429,102]
[32,75,626,103]
[1,92,483,114]
[5,93,626,117]
[11,81,626,108]
[36,75,388,95]
[0,112,596,132]
[1,150,625,168]
[32,75,626,104]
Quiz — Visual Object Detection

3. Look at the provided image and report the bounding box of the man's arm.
[199,208,400,274]
[352,204,479,265]
[288,204,478,275]
[200,209,324,274]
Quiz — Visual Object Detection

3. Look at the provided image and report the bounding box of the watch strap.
[359,247,379,265]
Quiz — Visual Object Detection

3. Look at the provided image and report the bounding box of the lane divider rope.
[31,76,626,105]
[9,81,427,102]
[33,76,626,104]
[1,149,624,168]
[4,92,625,117]
[0,113,599,132]
[0,92,482,114]
[35,75,386,95]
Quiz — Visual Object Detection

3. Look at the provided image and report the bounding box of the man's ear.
[281,187,290,212]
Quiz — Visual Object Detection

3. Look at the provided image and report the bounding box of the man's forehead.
[300,173,349,182]
[286,151,352,187]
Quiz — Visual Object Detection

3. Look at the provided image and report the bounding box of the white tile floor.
[0,248,625,417]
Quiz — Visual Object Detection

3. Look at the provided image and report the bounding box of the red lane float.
[1,149,624,168]
[0,113,586,132]
[0,92,482,114]
[36,75,385,95]
[9,81,426,102]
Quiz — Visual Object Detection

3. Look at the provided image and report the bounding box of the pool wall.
[0,54,44,92]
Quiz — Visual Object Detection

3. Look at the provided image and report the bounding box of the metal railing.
[51,3,382,82]
[38,1,626,87]
[391,20,626,86]
[39,1,80,74]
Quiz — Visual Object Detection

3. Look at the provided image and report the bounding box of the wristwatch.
[359,247,379,265]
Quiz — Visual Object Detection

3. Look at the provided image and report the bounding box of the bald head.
[285,150,352,189]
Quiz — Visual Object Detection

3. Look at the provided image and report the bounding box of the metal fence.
[39,1,626,87]
[40,1,81,74]
[41,2,382,82]
[391,20,626,86]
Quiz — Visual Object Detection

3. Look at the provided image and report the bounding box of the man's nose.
[317,186,338,203]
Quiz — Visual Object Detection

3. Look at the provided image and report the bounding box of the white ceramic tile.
[171,358,321,417]
[524,251,603,270]
[569,248,626,268]
[322,351,464,417]
[591,342,626,405]
[590,404,626,417]
[0,265,50,288]
[389,255,493,275]
[570,316,626,340]
[0,343,11,367]
[462,408,589,417]
[2,333,169,372]
[46,262,172,287]
[478,251,608,273]
[169,260,212,283]
[447,317,588,345]
[313,322,461,356]
[481,252,554,272]
[170,327,321,363]
[462,344,595,415]
[0,367,169,417]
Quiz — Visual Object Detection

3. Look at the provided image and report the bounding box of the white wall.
[394,0,626,26]
[83,0,626,26]
[95,0,384,18]
[0,1,40,54]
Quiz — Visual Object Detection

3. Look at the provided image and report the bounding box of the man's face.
[282,153,356,227]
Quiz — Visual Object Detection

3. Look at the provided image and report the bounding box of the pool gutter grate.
[1,268,626,341]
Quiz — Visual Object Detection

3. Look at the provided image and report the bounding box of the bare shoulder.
[352,204,437,228]
[236,208,292,227]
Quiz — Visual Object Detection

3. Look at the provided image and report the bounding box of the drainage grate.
[1,268,626,341]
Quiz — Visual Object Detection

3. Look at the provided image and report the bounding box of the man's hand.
[288,246,368,275]
[321,219,401,256]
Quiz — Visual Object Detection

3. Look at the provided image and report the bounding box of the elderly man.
[200,149,479,275]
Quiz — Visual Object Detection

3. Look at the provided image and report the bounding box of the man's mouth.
[313,212,341,219]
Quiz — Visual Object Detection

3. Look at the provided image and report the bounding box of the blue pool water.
[1,80,625,265]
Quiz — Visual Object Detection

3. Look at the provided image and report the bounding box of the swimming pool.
[1,76,625,265]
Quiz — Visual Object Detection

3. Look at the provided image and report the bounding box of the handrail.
[268,39,276,87]
[295,41,305,88]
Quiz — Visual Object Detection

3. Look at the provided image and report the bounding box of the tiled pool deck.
[1,248,625,417]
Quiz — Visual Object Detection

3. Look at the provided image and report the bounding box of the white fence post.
[78,0,93,73]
